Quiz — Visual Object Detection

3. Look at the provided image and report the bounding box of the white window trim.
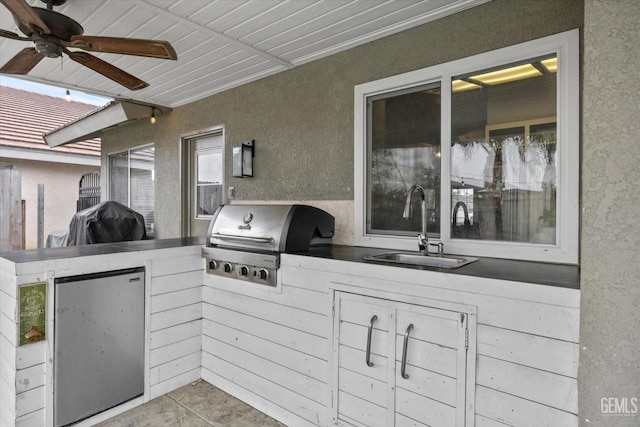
[107,142,155,204]
[354,29,579,264]
[180,125,226,232]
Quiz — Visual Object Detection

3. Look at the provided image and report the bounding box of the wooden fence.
[0,168,24,251]
[77,172,101,212]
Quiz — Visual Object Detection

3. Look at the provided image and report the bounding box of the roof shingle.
[0,85,101,157]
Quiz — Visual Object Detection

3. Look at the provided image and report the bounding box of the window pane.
[130,146,155,236]
[196,150,223,217]
[196,185,223,216]
[108,145,155,237]
[367,84,441,236]
[109,151,128,206]
[197,152,222,184]
[451,55,557,243]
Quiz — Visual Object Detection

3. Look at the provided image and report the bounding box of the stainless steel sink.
[364,252,478,269]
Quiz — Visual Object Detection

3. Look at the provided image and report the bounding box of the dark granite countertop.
[295,245,580,290]
[0,237,207,264]
[1,239,579,290]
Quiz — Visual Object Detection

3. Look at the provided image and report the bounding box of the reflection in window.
[451,56,557,244]
[109,145,155,236]
[196,150,223,217]
[368,84,441,236]
[356,31,578,263]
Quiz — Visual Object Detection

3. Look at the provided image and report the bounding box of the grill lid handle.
[210,233,274,245]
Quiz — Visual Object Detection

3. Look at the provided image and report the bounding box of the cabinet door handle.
[401,323,414,379]
[365,315,378,367]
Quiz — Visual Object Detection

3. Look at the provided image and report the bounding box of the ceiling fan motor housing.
[40,0,67,6]
[17,8,84,40]
[34,38,62,57]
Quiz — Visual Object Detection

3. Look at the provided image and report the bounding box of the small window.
[108,145,155,237]
[181,128,225,238]
[355,30,579,263]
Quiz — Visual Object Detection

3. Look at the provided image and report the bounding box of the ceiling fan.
[0,0,177,90]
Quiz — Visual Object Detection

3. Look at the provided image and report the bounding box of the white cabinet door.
[394,304,469,427]
[333,294,394,427]
[332,292,475,427]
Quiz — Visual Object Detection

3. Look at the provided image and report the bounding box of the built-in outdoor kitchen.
[1,200,579,426]
[2,1,638,427]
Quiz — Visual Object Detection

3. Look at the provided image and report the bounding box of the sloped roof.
[0,86,101,157]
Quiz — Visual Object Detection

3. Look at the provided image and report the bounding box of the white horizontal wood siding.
[1,247,578,427]
[148,254,204,399]
[201,272,331,427]
[0,245,203,427]
[0,258,20,427]
[283,254,580,427]
[1,272,48,427]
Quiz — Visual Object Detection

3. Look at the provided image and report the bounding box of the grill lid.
[206,204,334,252]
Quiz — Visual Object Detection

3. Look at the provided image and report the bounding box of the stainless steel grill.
[201,204,334,286]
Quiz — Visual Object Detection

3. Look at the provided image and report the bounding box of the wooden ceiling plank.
[132,0,294,70]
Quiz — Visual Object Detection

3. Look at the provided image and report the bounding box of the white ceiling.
[0,0,489,108]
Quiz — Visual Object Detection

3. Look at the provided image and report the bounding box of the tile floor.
[95,380,286,427]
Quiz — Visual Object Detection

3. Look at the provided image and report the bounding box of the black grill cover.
[67,201,147,246]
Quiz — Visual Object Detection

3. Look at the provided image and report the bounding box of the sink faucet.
[403,184,429,255]
[403,184,444,256]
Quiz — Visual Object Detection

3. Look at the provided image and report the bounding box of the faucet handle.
[427,241,444,257]
[417,233,428,255]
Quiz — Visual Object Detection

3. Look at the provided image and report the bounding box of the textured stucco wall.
[580,1,640,425]
[101,0,582,239]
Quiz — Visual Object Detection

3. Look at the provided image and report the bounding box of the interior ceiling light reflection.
[452,57,557,93]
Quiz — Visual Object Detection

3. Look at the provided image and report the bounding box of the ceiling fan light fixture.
[34,38,62,57]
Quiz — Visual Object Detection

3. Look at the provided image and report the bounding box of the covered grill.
[201,204,335,286]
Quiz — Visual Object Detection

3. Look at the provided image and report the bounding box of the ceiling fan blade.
[0,28,30,41]
[68,36,177,60]
[0,47,44,74]
[0,0,50,34]
[67,51,149,91]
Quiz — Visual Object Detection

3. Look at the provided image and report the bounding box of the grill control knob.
[239,265,250,276]
[208,260,218,271]
[258,268,269,280]
[223,263,234,273]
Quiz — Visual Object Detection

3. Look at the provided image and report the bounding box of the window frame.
[354,30,579,264]
[107,143,155,236]
[179,125,226,237]
[366,82,443,238]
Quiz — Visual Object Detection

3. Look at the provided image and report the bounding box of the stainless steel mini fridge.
[54,267,145,427]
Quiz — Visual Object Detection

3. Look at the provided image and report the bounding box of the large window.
[109,144,155,237]
[355,30,579,263]
[451,56,558,245]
